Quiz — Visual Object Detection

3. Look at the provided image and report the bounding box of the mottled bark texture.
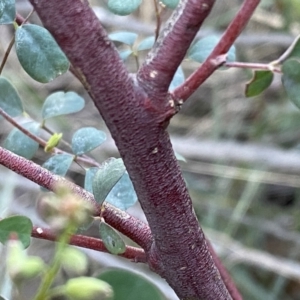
[27,1,232,299]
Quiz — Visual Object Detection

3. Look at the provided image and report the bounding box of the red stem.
[0,147,152,250]
[173,0,261,102]
[32,226,147,263]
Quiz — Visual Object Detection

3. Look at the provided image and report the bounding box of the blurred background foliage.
[1,0,300,299]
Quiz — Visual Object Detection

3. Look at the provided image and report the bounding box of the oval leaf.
[42,153,74,176]
[98,269,166,300]
[42,91,85,120]
[15,24,69,83]
[99,222,125,255]
[107,0,142,16]
[72,127,106,156]
[282,58,300,109]
[0,77,23,117]
[0,216,32,248]
[119,49,133,61]
[4,121,40,159]
[109,31,138,46]
[161,0,179,9]
[106,172,137,211]
[137,36,155,52]
[245,70,274,97]
[0,0,15,24]
[84,167,99,194]
[188,36,236,63]
[169,66,185,91]
[92,158,126,205]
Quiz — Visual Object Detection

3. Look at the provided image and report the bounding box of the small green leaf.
[282,58,300,109]
[72,127,106,156]
[137,36,155,51]
[245,70,274,97]
[119,49,133,61]
[0,0,16,24]
[161,0,179,9]
[42,153,74,176]
[0,77,23,117]
[4,121,40,159]
[42,91,85,120]
[84,167,99,194]
[44,132,62,152]
[98,269,166,300]
[0,216,32,248]
[15,24,69,83]
[99,222,125,255]
[107,0,142,16]
[92,158,126,205]
[169,66,185,91]
[106,172,137,211]
[188,36,236,63]
[109,31,138,46]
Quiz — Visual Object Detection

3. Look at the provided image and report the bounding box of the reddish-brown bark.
[0,0,260,298]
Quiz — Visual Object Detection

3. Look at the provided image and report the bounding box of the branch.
[29,1,234,298]
[0,147,152,250]
[137,0,215,99]
[173,0,261,102]
[31,226,147,263]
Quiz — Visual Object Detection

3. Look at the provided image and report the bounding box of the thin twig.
[32,226,147,263]
[173,0,261,102]
[225,61,281,73]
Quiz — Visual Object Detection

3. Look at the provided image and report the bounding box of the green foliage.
[119,49,133,61]
[84,167,98,193]
[137,36,155,51]
[245,70,274,97]
[188,35,236,63]
[0,77,23,117]
[15,24,69,83]
[98,269,166,300]
[0,0,15,25]
[0,216,32,248]
[161,0,179,9]
[72,127,106,156]
[107,0,142,16]
[99,222,126,255]
[109,31,138,46]
[4,121,40,159]
[106,172,137,210]
[169,66,185,91]
[42,91,85,120]
[282,58,300,109]
[92,158,126,205]
[42,153,74,176]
